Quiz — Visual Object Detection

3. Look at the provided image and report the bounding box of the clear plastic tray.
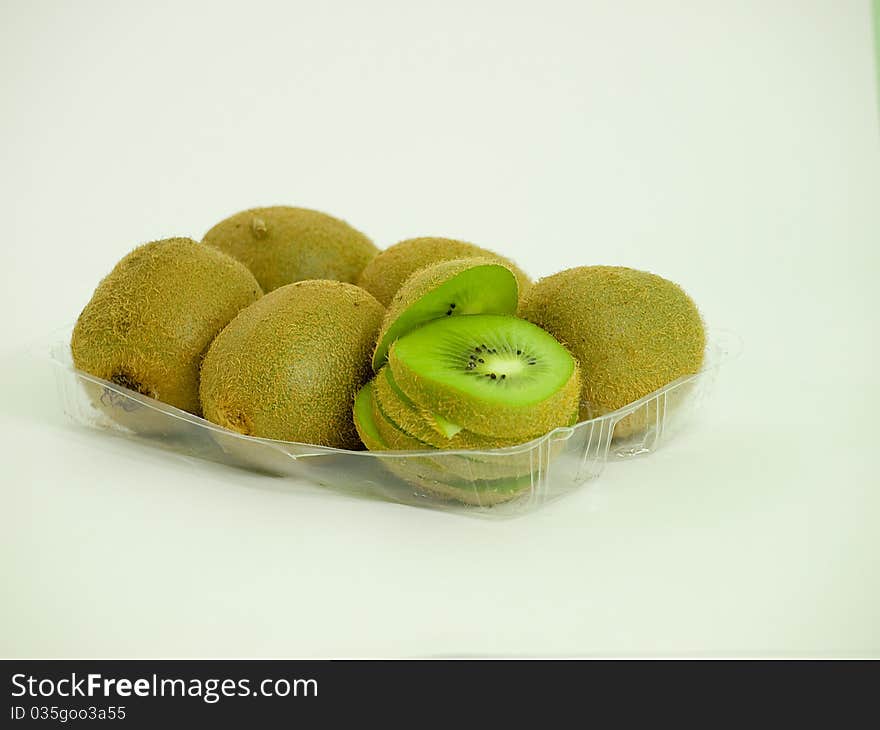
[49,329,738,517]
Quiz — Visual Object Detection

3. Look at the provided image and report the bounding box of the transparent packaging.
[50,329,737,517]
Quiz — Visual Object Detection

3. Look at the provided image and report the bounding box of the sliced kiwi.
[372,258,518,370]
[388,314,580,439]
[396,470,534,507]
[373,367,539,450]
[356,236,531,308]
[352,382,388,451]
[369,385,431,451]
[369,388,538,489]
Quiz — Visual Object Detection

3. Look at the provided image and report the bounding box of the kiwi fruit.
[199,280,384,449]
[520,266,706,438]
[367,384,537,491]
[399,471,533,507]
[388,314,580,440]
[372,258,519,370]
[71,237,262,417]
[203,206,378,293]
[353,382,387,451]
[356,237,531,308]
[373,366,539,450]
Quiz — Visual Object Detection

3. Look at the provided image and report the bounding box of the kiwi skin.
[520,266,706,437]
[203,206,378,293]
[356,237,531,308]
[199,280,384,449]
[71,237,262,415]
[368,385,538,490]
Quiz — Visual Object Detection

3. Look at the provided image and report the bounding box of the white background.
[1,0,878,657]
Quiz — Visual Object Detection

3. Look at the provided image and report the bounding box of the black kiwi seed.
[450,303,456,309]
[478,358,484,363]
[446,310,452,316]
[490,373,496,379]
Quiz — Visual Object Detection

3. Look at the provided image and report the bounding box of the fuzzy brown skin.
[520,266,706,437]
[71,238,263,415]
[356,237,531,307]
[203,206,378,293]
[199,280,384,449]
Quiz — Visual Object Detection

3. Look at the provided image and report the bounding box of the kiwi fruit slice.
[388,314,580,440]
[373,367,540,450]
[368,386,538,488]
[372,258,519,370]
[369,386,431,451]
[353,382,387,451]
[356,237,531,308]
[399,471,533,507]
[519,266,705,438]
[199,280,384,449]
[203,206,378,293]
[71,237,262,416]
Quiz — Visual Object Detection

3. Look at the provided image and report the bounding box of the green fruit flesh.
[388,315,579,438]
[372,260,518,369]
[353,382,387,450]
[376,367,539,450]
[356,237,531,308]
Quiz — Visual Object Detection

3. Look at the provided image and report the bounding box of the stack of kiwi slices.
[71,205,706,508]
[352,258,581,504]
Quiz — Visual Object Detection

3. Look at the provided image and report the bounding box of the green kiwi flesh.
[388,314,580,439]
[356,236,531,308]
[374,367,543,450]
[353,382,388,451]
[372,259,518,370]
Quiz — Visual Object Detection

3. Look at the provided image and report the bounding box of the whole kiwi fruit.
[520,266,705,437]
[203,206,378,292]
[71,237,262,415]
[199,280,384,449]
[356,237,531,307]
